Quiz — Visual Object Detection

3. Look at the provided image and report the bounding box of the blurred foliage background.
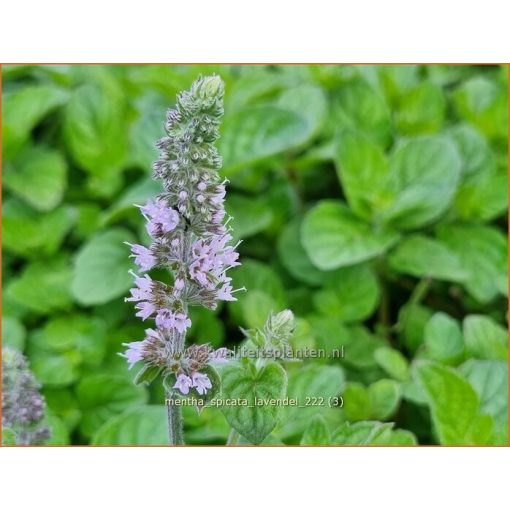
[2,64,508,445]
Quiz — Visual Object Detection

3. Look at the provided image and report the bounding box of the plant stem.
[166,328,186,445]
[409,277,432,307]
[166,394,184,445]
[226,428,240,445]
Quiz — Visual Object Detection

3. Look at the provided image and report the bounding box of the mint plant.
[2,348,51,445]
[121,76,243,444]
[2,65,507,446]
[221,309,295,444]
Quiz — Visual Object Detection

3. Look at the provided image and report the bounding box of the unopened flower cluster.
[2,348,51,445]
[241,309,297,361]
[123,76,240,395]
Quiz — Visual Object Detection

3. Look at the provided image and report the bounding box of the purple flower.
[127,243,156,272]
[135,301,156,321]
[126,272,153,302]
[191,372,212,395]
[126,272,156,320]
[122,341,146,369]
[174,374,193,395]
[155,309,174,329]
[222,246,240,268]
[189,260,209,287]
[212,210,225,224]
[211,184,226,205]
[155,310,191,333]
[140,198,179,236]
[174,312,191,333]
[188,235,240,294]
[217,281,236,301]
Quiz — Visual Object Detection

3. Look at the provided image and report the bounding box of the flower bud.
[266,309,295,345]
[195,75,224,99]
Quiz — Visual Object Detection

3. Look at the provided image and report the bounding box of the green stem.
[409,277,432,307]
[226,428,240,445]
[166,394,184,445]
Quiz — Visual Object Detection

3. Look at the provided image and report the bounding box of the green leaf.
[74,203,104,240]
[448,124,494,178]
[382,136,461,229]
[7,258,73,314]
[306,316,350,357]
[228,259,287,326]
[463,315,508,361]
[226,193,273,241]
[134,364,162,386]
[460,360,508,445]
[187,308,225,348]
[227,68,289,109]
[41,315,107,367]
[455,169,508,222]
[449,124,507,221]
[4,146,68,211]
[332,421,416,445]
[2,428,17,446]
[76,374,147,437]
[277,219,326,286]
[129,92,167,170]
[3,85,68,160]
[2,200,76,258]
[1,316,26,351]
[388,235,467,283]
[220,361,287,444]
[279,364,345,439]
[368,379,401,420]
[424,312,465,365]
[300,414,331,445]
[105,177,162,223]
[301,200,399,270]
[240,290,278,329]
[335,130,390,220]
[29,349,80,387]
[342,383,371,421]
[43,388,81,431]
[453,76,508,142]
[221,106,308,175]
[436,224,508,303]
[415,361,491,445]
[333,79,391,147]
[395,83,445,135]
[45,412,71,445]
[374,346,409,382]
[381,428,418,445]
[313,264,380,322]
[343,379,401,421]
[342,325,387,370]
[378,65,420,104]
[277,84,327,142]
[71,228,135,305]
[183,407,231,444]
[63,84,127,195]
[92,405,168,445]
[398,303,433,354]
[332,421,392,445]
